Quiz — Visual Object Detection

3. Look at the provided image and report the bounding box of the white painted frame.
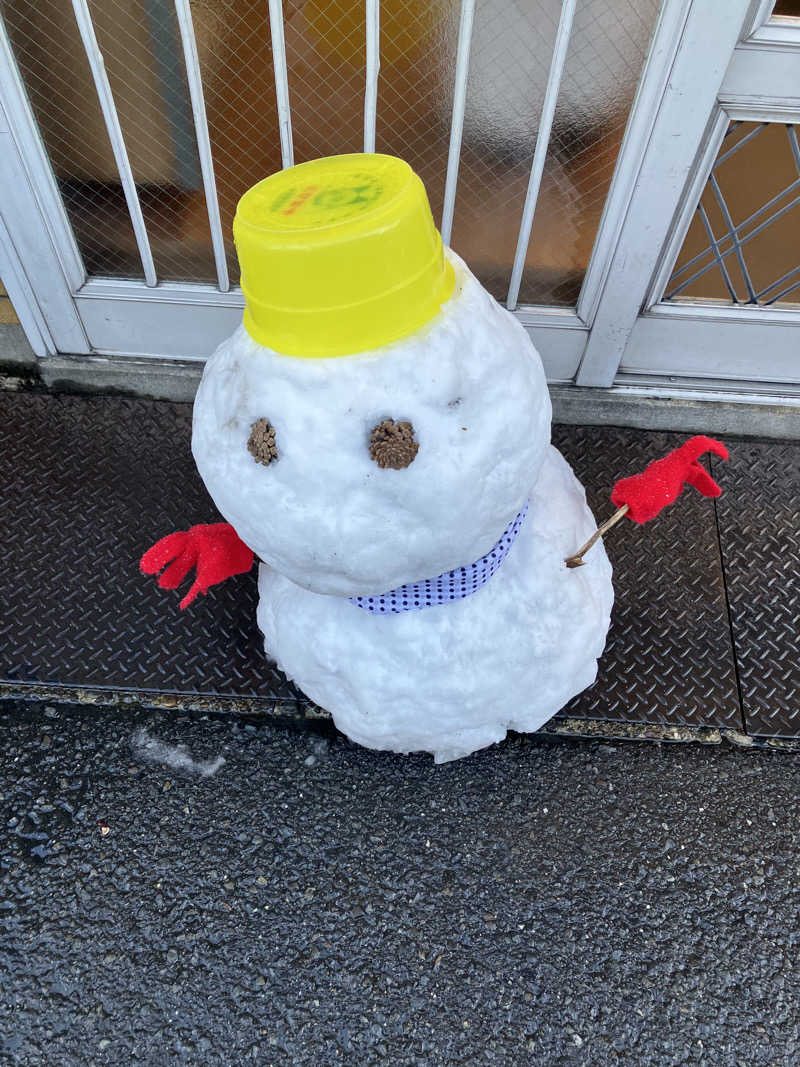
[621,105,800,386]
[622,60,800,382]
[0,24,88,355]
[577,0,800,387]
[575,0,760,385]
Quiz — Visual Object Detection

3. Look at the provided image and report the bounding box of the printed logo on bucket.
[263,173,386,228]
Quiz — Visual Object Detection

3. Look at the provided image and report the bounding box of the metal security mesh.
[1,0,217,283]
[2,0,660,307]
[450,0,660,305]
[666,121,800,307]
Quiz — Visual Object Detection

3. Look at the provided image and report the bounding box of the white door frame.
[0,27,87,356]
[577,0,800,388]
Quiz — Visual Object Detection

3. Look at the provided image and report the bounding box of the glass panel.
[451,0,661,305]
[275,0,661,305]
[2,0,661,305]
[195,0,283,282]
[772,1,800,16]
[665,122,800,308]
[0,281,19,325]
[1,0,217,282]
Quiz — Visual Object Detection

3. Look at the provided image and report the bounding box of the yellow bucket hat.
[233,153,455,358]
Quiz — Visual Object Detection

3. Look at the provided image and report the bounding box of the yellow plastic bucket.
[233,153,455,358]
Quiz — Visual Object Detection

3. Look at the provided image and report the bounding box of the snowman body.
[193,253,613,760]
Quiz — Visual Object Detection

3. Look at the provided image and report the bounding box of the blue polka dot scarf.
[350,503,528,614]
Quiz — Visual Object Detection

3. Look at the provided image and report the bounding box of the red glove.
[140,523,254,609]
[611,435,728,524]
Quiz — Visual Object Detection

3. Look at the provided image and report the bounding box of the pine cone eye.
[247,418,278,466]
[369,418,419,470]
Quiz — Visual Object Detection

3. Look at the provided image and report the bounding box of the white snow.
[192,249,614,760]
[131,728,225,777]
[257,447,612,762]
[192,252,551,597]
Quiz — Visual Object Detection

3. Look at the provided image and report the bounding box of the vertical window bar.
[506,0,577,311]
[268,0,294,168]
[364,0,380,153]
[174,0,230,292]
[441,0,475,248]
[70,0,157,287]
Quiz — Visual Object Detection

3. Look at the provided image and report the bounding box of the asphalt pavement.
[1,699,798,1065]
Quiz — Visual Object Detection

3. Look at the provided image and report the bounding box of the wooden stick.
[565,504,629,569]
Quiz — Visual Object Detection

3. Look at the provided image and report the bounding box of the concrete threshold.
[5,352,799,440]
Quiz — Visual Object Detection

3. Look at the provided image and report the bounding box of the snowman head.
[192,157,552,597]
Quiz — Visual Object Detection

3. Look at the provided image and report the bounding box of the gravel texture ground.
[1,699,798,1065]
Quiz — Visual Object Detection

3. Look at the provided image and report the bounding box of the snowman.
[141,154,725,762]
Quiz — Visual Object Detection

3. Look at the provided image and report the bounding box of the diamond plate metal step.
[0,392,304,709]
[0,392,751,733]
[712,441,800,737]
[553,426,741,729]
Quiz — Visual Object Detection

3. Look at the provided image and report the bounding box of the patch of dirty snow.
[131,728,225,777]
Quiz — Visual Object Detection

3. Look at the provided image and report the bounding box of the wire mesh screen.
[666,122,800,308]
[1,0,217,282]
[451,0,659,304]
[2,0,659,306]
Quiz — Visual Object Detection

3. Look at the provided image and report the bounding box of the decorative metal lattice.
[666,120,800,307]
